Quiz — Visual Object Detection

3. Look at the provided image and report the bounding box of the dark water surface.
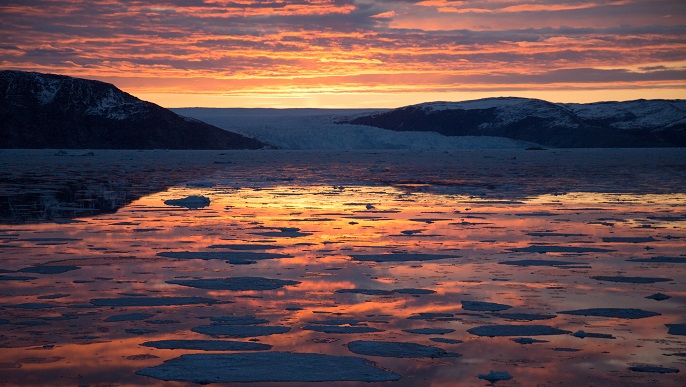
[0,149,684,386]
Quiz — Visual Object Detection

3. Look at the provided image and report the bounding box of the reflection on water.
[0,149,685,386]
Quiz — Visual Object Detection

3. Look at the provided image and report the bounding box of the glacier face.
[172,107,541,150]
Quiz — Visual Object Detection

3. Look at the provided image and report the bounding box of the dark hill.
[347,97,686,148]
[0,70,267,149]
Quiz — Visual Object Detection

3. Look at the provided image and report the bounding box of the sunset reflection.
[1,150,685,386]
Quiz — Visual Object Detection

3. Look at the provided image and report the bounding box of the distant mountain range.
[0,70,266,149]
[346,97,686,147]
[2,70,684,149]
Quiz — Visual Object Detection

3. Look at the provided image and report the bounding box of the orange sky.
[1,0,684,108]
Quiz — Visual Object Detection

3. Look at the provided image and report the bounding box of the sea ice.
[558,308,660,319]
[498,259,588,267]
[590,276,672,283]
[304,325,383,334]
[141,340,272,351]
[665,323,686,336]
[508,245,615,253]
[462,301,512,312]
[136,352,401,382]
[157,251,293,265]
[167,277,300,291]
[192,324,290,337]
[403,328,455,335]
[347,340,460,358]
[572,330,615,339]
[17,265,80,274]
[91,296,217,307]
[627,256,686,263]
[628,365,679,373]
[467,325,571,337]
[349,253,461,262]
[646,293,671,301]
[163,195,210,209]
[477,370,513,384]
[104,313,154,322]
[497,313,556,321]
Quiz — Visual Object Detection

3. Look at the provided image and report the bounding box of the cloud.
[0,0,683,106]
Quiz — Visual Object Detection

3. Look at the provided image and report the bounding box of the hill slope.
[0,70,266,149]
[347,97,686,148]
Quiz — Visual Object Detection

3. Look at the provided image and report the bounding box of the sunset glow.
[1,0,684,107]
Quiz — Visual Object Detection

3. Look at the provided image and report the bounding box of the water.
[0,149,685,386]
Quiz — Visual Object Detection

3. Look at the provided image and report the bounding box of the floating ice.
[91,296,217,307]
[665,323,686,336]
[572,330,615,339]
[347,340,460,358]
[167,277,300,291]
[163,195,210,209]
[468,325,571,337]
[627,256,686,263]
[508,245,615,253]
[136,352,401,382]
[17,265,80,274]
[628,365,679,373]
[511,337,549,344]
[477,370,512,384]
[0,275,37,281]
[336,288,435,295]
[157,251,293,265]
[497,313,556,321]
[104,313,154,322]
[403,328,455,335]
[462,301,512,312]
[645,293,671,301]
[591,276,672,283]
[430,338,462,344]
[349,253,461,262]
[558,308,660,319]
[141,340,272,351]
[192,324,290,338]
[602,237,657,243]
[304,325,383,334]
[208,316,269,325]
[499,259,589,267]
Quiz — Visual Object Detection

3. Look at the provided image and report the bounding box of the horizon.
[1,1,684,109]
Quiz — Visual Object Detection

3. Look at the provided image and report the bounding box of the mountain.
[346,97,686,147]
[0,70,266,149]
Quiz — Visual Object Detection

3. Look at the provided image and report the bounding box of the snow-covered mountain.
[347,97,686,147]
[0,70,266,149]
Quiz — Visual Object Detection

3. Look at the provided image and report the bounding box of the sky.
[1,0,685,108]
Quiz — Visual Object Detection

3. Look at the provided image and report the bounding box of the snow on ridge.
[34,74,62,105]
[562,100,686,130]
[415,97,534,113]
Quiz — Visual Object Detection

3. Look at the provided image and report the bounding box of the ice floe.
[347,340,460,358]
[477,370,513,384]
[628,365,679,373]
[558,308,660,319]
[136,352,401,382]
[163,195,210,209]
[349,253,461,262]
[665,323,686,336]
[167,277,300,290]
[91,296,217,307]
[192,324,290,337]
[468,325,571,337]
[462,301,512,312]
[141,339,272,351]
[590,276,672,283]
